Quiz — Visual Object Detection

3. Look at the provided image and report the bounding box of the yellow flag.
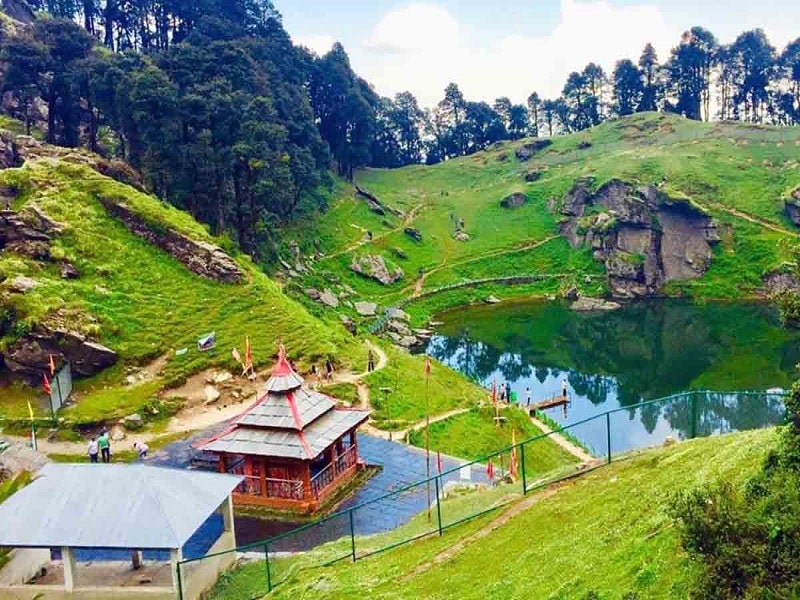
[27,400,34,420]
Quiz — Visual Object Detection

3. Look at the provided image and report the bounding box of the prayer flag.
[487,458,494,480]
[27,400,34,420]
[245,336,253,369]
[425,355,431,377]
[43,373,51,395]
[437,451,443,474]
[197,332,216,351]
[48,354,56,376]
[232,347,242,364]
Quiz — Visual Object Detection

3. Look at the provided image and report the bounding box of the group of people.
[499,379,570,407]
[87,430,148,463]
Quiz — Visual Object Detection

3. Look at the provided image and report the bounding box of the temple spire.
[265,343,303,392]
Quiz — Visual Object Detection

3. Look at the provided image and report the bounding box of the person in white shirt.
[525,387,532,407]
[562,379,569,398]
[134,441,149,460]
[87,437,99,463]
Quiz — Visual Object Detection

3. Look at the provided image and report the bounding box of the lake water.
[424,300,795,454]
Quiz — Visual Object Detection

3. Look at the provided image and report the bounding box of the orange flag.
[48,354,56,376]
[43,373,52,395]
[244,336,253,369]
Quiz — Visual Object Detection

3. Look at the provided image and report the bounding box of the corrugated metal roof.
[0,464,242,549]
[203,409,370,460]
[238,388,335,430]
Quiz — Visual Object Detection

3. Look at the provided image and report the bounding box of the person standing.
[562,378,568,398]
[367,349,375,373]
[525,387,532,407]
[505,382,512,404]
[325,357,334,382]
[98,431,111,463]
[87,437,99,463]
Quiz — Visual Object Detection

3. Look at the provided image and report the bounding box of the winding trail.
[701,201,799,237]
[528,412,595,463]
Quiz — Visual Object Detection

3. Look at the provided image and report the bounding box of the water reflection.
[425,300,796,449]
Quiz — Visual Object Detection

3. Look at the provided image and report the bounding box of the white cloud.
[354,0,681,107]
[365,3,460,53]
[293,34,336,56]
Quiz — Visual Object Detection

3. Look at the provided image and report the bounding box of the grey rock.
[60,262,80,279]
[515,139,552,161]
[203,385,221,404]
[350,254,404,285]
[500,192,527,209]
[763,270,800,295]
[404,227,423,242]
[524,170,543,182]
[319,288,339,308]
[385,307,410,322]
[340,315,357,335]
[355,301,378,317]
[110,425,126,442]
[123,413,144,429]
[97,196,243,283]
[305,288,321,301]
[486,295,501,304]
[387,320,412,336]
[453,231,470,242]
[570,297,622,312]
[7,275,39,293]
[785,199,800,227]
[559,178,719,298]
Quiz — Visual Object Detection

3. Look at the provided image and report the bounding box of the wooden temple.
[198,346,370,512]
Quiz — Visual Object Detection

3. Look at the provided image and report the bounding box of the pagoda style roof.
[238,388,335,431]
[202,409,369,460]
[264,345,304,392]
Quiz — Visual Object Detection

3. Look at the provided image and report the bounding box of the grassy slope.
[212,428,775,600]
[286,113,800,325]
[408,405,578,478]
[0,139,492,435]
[0,155,357,423]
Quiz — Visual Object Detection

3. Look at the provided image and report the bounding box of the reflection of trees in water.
[430,301,798,408]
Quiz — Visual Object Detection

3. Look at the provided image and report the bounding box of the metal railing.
[177,389,788,599]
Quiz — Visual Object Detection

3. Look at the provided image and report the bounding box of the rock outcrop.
[97,196,243,283]
[354,185,405,218]
[0,207,63,260]
[2,0,35,23]
[570,297,622,311]
[500,192,527,209]
[3,327,118,381]
[785,188,800,227]
[404,227,423,242]
[350,254,404,285]
[515,139,552,161]
[560,179,720,298]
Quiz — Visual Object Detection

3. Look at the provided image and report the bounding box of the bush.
[670,383,800,598]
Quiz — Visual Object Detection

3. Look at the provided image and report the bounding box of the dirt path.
[409,235,560,298]
[403,486,561,580]
[322,204,424,261]
[528,412,595,463]
[703,201,799,237]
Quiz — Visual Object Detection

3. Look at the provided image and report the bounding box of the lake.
[423,300,796,454]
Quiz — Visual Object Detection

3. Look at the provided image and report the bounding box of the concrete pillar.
[62,546,76,592]
[221,495,236,540]
[171,547,183,592]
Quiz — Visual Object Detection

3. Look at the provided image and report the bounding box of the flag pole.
[425,355,432,523]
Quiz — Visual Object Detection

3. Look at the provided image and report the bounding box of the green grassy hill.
[285,113,800,325]
[210,428,777,600]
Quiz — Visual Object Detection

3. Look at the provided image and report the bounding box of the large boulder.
[350,254,404,285]
[515,139,552,161]
[3,328,118,381]
[97,196,243,283]
[404,227,423,242]
[559,178,719,298]
[319,288,339,308]
[500,192,527,209]
[570,297,622,312]
[355,301,377,317]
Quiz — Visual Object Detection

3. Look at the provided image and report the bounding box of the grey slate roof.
[264,370,304,393]
[0,463,242,549]
[237,388,335,430]
[203,409,370,460]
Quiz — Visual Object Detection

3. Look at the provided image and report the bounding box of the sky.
[276,0,800,108]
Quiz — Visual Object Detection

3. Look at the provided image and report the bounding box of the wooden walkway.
[526,394,569,413]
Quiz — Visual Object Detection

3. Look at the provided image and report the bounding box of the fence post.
[689,392,698,439]
[176,560,183,600]
[434,475,443,536]
[264,543,272,592]
[605,411,612,464]
[349,509,357,562]
[520,440,527,494]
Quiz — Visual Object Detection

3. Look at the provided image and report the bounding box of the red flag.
[510,430,519,482]
[487,458,494,480]
[43,373,52,395]
[436,451,442,474]
[48,354,56,376]
[245,336,253,369]
[491,379,497,404]
[425,355,431,377]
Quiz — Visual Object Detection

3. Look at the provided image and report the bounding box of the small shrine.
[198,346,370,512]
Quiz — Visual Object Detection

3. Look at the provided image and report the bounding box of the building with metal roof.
[0,463,242,599]
[198,345,370,512]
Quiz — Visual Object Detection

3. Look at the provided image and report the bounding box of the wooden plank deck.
[527,394,569,412]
